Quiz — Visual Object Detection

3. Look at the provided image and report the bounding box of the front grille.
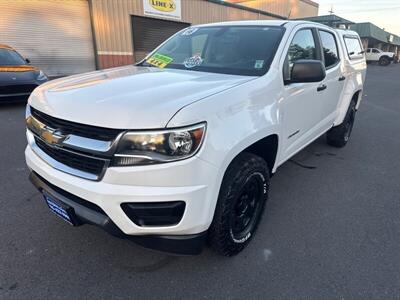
[0,84,37,94]
[35,137,107,176]
[31,107,123,141]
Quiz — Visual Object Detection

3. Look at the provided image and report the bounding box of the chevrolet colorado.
[25,21,366,256]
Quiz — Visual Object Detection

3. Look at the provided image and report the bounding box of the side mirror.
[289,60,326,83]
[25,58,30,64]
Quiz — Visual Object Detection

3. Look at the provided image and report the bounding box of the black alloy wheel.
[230,173,264,242]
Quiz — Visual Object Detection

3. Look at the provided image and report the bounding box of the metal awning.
[350,23,400,46]
[296,14,355,27]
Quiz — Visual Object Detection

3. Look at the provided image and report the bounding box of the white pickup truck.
[365,48,396,65]
[25,21,366,256]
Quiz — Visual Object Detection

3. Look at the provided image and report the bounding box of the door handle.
[338,76,346,81]
[317,84,327,92]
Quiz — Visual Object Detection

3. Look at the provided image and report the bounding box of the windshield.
[139,26,285,76]
[0,49,26,66]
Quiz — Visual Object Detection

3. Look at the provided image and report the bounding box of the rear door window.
[318,30,339,68]
[344,37,364,60]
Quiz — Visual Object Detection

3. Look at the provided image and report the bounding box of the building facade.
[0,0,318,76]
[92,0,318,69]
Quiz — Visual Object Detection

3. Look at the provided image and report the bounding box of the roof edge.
[206,0,287,20]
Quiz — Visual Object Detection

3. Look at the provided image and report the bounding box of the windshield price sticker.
[146,53,173,68]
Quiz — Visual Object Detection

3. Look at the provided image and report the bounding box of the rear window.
[344,37,364,60]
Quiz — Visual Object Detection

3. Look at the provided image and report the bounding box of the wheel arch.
[334,85,363,126]
[352,89,362,110]
[223,133,279,177]
[243,134,279,175]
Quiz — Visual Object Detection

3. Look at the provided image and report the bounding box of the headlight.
[37,70,48,81]
[112,123,206,166]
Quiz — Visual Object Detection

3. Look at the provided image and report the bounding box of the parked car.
[25,21,366,256]
[0,44,48,103]
[365,48,395,66]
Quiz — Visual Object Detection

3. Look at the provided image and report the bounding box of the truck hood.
[30,65,255,129]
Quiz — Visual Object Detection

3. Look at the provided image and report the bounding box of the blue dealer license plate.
[44,195,75,225]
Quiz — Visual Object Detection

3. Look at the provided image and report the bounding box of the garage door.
[0,0,95,76]
[131,16,190,62]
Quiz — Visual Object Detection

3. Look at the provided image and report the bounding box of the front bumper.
[25,144,220,254]
[29,171,207,255]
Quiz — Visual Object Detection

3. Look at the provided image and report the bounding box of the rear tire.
[208,153,270,256]
[326,100,357,148]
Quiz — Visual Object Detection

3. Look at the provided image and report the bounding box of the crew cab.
[365,48,395,65]
[25,21,366,256]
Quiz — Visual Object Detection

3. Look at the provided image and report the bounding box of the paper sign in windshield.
[146,53,173,68]
[183,54,203,68]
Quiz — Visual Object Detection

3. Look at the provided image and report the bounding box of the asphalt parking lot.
[1,64,400,299]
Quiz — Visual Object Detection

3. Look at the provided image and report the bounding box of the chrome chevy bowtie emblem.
[26,115,66,145]
[40,127,65,145]
[11,77,17,80]
[26,114,65,144]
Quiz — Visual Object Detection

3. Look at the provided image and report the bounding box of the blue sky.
[314,0,400,35]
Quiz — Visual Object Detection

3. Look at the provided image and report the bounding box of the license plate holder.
[43,193,79,226]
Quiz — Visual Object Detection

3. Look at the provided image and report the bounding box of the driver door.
[281,27,325,161]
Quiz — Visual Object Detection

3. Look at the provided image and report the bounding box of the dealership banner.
[143,0,182,20]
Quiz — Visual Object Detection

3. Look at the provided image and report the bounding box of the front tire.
[326,100,357,148]
[379,56,390,66]
[208,152,270,256]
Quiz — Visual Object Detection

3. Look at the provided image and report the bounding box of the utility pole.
[329,5,334,15]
